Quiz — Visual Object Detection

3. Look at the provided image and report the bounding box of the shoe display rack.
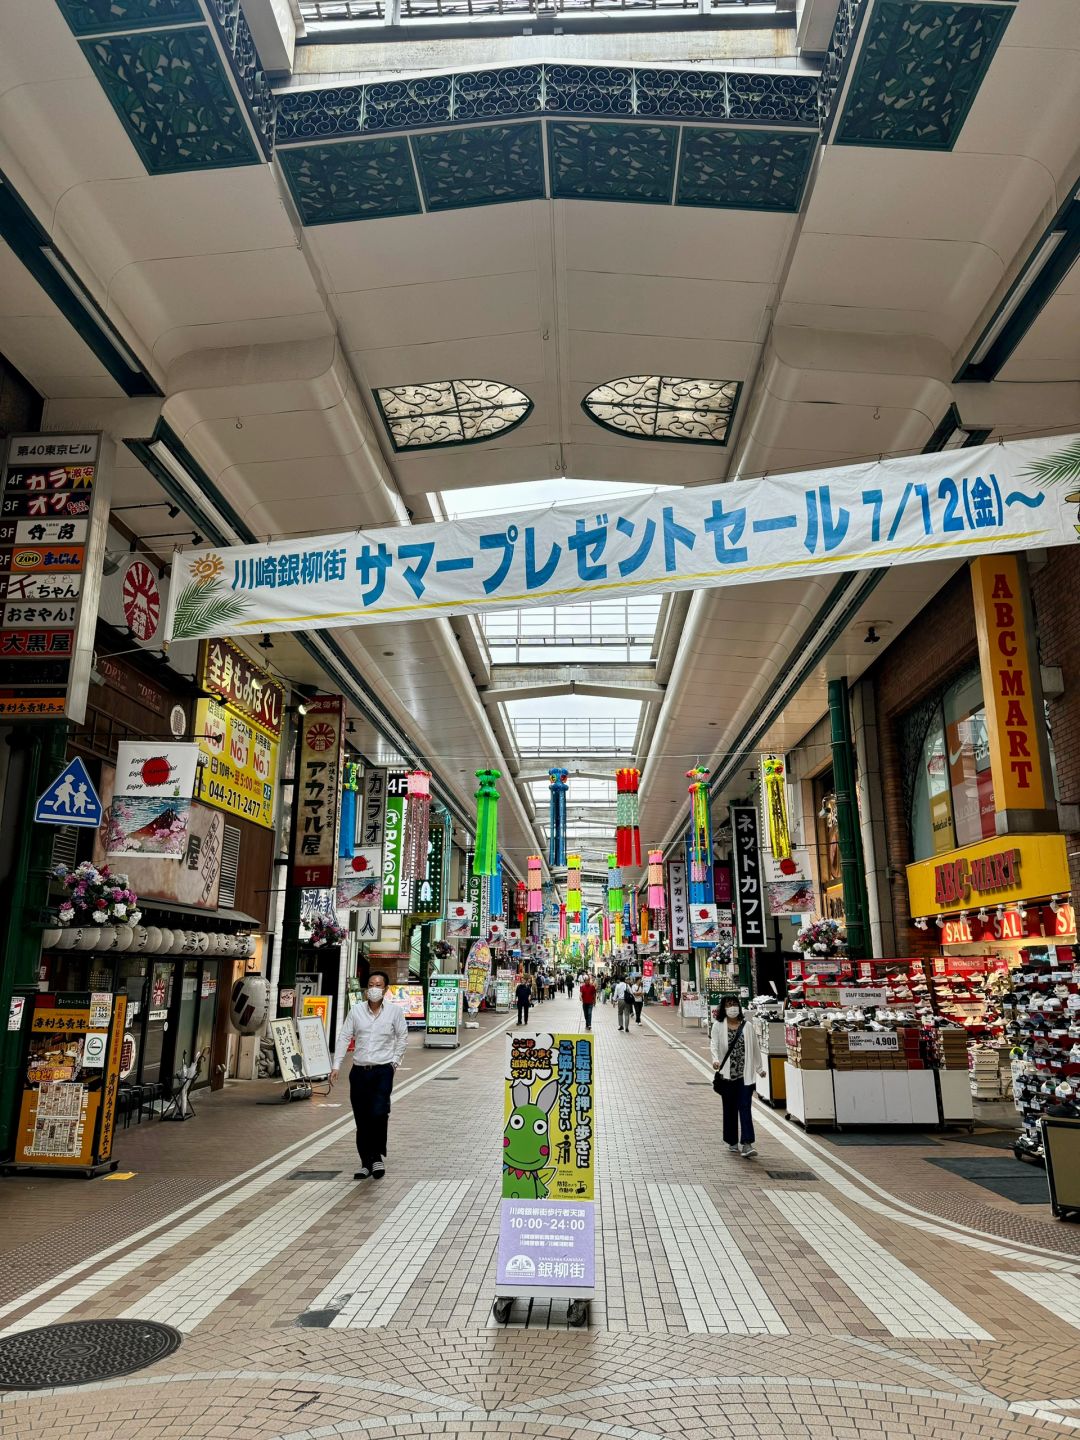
[786,956,930,1009]
[1003,945,1080,1162]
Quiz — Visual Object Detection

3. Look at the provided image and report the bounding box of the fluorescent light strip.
[969,230,1066,365]
[147,439,244,546]
[40,246,143,373]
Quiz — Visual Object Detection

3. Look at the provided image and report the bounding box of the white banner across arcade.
[165,434,1080,642]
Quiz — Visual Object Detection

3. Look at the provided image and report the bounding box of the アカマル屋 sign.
[165,434,1080,641]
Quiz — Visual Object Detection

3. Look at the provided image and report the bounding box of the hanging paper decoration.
[527,854,543,913]
[686,765,713,883]
[548,767,568,868]
[473,768,501,876]
[615,767,641,868]
[607,855,623,915]
[761,754,792,862]
[490,851,504,919]
[515,879,527,926]
[559,902,567,941]
[338,758,361,859]
[566,854,582,916]
[647,849,666,911]
[402,768,432,887]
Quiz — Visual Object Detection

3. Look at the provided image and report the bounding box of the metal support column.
[827,677,872,961]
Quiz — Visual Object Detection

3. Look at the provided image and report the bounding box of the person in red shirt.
[579,978,597,1030]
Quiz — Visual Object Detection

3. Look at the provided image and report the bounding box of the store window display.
[902,666,998,862]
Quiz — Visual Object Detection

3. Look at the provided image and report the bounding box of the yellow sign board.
[971,555,1051,814]
[907,832,1070,917]
[195,696,278,829]
[504,1032,594,1202]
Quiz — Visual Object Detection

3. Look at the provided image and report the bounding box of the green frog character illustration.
[503,1077,557,1198]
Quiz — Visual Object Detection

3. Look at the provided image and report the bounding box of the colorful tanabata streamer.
[566,854,582,917]
[615,767,641,868]
[647,849,665,911]
[527,854,543,913]
[473,768,501,876]
[762,754,792,861]
[403,768,431,887]
[548,767,568,868]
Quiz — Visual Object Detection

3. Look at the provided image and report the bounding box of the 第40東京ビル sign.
[496,1032,596,1303]
[164,433,1080,641]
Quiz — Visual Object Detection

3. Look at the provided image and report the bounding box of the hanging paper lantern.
[527,855,543,913]
[548,767,568,869]
[566,854,582,916]
[647,849,665,911]
[762,755,792,861]
[402,768,432,888]
[473,768,501,876]
[615,767,641,868]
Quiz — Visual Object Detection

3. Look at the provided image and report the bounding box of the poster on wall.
[95,768,224,910]
[386,984,426,1029]
[106,741,200,860]
[731,804,767,948]
[667,860,690,953]
[290,696,345,889]
[446,902,472,940]
[195,639,283,831]
[336,849,383,910]
[689,904,719,947]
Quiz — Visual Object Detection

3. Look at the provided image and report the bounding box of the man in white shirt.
[330,969,408,1180]
[613,979,632,1032]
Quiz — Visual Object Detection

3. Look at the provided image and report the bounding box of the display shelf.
[783,1062,835,1129]
[1005,947,1080,1158]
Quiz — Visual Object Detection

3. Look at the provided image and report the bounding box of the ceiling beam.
[481,680,664,705]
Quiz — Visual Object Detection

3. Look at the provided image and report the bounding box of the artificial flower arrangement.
[793,915,847,957]
[53,862,141,926]
[308,914,347,948]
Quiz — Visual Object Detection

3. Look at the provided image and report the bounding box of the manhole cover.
[766,1170,818,1181]
[0,1319,181,1390]
[289,1170,341,1181]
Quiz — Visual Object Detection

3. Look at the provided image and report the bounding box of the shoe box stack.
[828,1027,916,1071]
[1003,948,1080,1150]
[929,1025,972,1074]
[786,1023,830,1070]
[969,1044,1008,1099]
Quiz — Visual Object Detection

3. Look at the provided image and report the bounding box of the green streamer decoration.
[474,768,501,876]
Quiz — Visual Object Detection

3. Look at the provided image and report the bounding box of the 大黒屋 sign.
[165,434,1080,641]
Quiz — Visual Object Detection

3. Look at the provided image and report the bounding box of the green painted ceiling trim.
[80,26,261,173]
[412,122,546,212]
[55,0,203,35]
[836,0,1015,151]
[676,128,816,213]
[548,120,679,205]
[278,136,421,224]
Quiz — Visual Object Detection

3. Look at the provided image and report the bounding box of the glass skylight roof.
[582,375,741,445]
[374,379,532,451]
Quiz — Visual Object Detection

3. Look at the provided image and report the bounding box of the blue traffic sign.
[35,756,102,828]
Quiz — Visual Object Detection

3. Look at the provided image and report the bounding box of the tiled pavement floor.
[2,995,1080,1437]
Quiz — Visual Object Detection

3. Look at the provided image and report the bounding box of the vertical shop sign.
[970,554,1054,816]
[200,637,284,739]
[0,432,111,722]
[667,859,690,953]
[290,696,345,888]
[730,804,767,948]
[411,820,446,918]
[381,770,409,912]
[195,641,283,830]
[361,766,388,851]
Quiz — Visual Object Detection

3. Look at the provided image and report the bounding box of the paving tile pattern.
[0,996,1078,1438]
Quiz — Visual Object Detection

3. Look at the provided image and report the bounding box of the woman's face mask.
[725,1005,741,1019]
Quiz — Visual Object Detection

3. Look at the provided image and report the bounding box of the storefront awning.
[137,898,261,928]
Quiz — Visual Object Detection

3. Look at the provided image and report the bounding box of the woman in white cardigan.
[710,997,766,1158]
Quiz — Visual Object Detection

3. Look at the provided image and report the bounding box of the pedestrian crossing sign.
[34,756,102,828]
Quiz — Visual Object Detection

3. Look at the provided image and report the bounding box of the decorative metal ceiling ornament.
[582,375,741,445]
[374,378,533,451]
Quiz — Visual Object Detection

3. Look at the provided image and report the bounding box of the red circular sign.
[122,560,161,641]
[141,755,171,787]
[305,721,336,752]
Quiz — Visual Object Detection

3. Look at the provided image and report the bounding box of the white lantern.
[142,925,162,953]
[55,926,80,951]
[78,926,102,951]
[113,924,134,953]
[41,928,62,950]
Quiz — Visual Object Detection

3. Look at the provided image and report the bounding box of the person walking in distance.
[630,978,645,1026]
[711,996,766,1158]
[614,978,633,1032]
[330,970,408,1180]
[579,976,596,1030]
[515,978,532,1027]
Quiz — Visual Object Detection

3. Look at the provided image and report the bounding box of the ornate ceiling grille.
[374,378,533,450]
[582,375,742,445]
